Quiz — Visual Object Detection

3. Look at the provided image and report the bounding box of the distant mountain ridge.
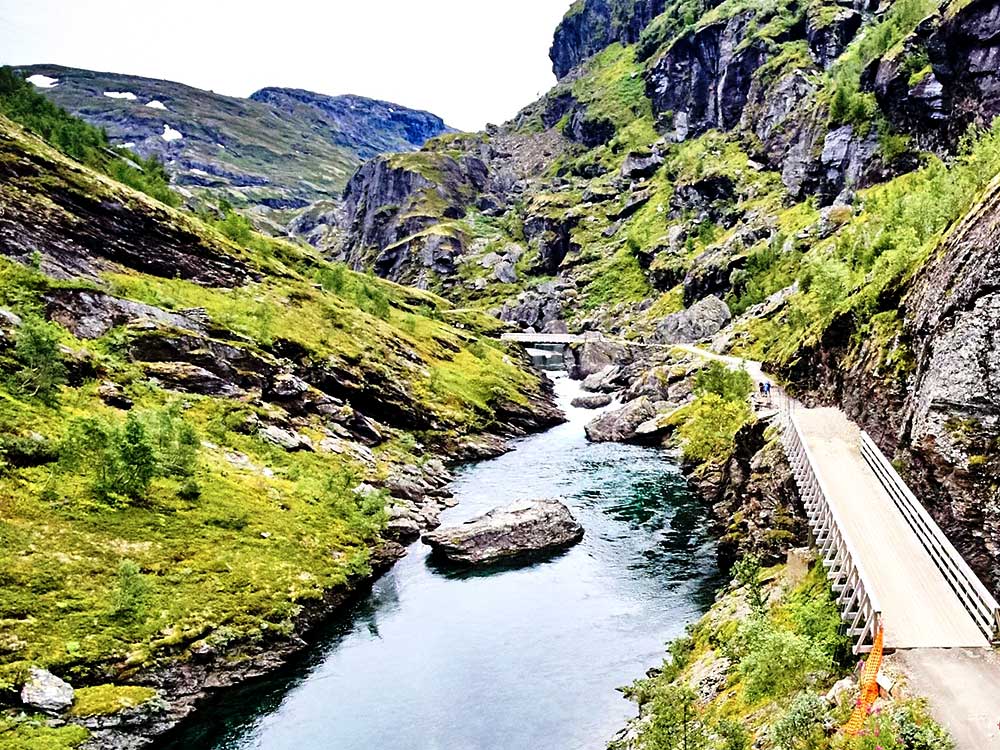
[249,88,454,160]
[17,64,452,225]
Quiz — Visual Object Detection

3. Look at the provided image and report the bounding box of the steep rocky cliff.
[550,0,668,79]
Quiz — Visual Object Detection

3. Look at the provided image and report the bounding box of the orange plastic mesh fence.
[844,626,885,734]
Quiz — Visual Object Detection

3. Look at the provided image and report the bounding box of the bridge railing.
[860,432,1000,643]
[779,407,884,653]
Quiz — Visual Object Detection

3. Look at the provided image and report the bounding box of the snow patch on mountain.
[27,74,58,88]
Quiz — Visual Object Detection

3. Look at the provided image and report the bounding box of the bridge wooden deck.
[795,408,989,650]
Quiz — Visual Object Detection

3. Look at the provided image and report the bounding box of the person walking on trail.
[758,382,766,400]
[763,380,772,405]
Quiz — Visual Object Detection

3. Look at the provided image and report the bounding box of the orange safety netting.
[844,626,885,734]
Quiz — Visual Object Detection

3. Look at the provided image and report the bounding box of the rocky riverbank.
[563,336,805,570]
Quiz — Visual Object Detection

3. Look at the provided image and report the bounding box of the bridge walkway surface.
[795,407,988,650]
[667,344,1000,748]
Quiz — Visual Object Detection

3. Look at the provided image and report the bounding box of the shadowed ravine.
[163,375,723,750]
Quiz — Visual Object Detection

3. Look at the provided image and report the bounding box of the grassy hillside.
[0,112,553,748]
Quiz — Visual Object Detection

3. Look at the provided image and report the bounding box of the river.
[164,374,722,750]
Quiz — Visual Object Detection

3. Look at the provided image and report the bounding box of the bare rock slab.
[422,499,584,566]
[21,667,74,714]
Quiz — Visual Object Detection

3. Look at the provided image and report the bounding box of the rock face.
[338,150,488,286]
[549,0,667,79]
[644,11,768,140]
[422,499,584,565]
[21,667,74,714]
[874,0,1000,154]
[705,419,806,568]
[897,177,1000,592]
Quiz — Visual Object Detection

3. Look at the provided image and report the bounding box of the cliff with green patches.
[0,111,559,748]
[334,0,1000,594]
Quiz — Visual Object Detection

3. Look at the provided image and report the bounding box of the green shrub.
[770,691,829,750]
[317,263,349,294]
[676,393,754,464]
[642,684,709,750]
[143,405,199,478]
[112,559,149,619]
[735,617,829,702]
[889,701,954,750]
[59,407,198,506]
[733,555,766,615]
[693,361,753,402]
[715,718,750,750]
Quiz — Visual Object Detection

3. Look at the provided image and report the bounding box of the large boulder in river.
[584,396,659,443]
[422,499,583,565]
[572,393,613,409]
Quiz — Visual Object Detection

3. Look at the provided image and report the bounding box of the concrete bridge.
[499,332,587,345]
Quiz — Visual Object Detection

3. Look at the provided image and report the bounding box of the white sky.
[0,0,573,131]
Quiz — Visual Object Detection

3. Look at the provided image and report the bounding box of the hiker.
[763,380,773,404]
[758,382,766,400]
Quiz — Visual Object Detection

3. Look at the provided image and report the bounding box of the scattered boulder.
[21,667,74,714]
[652,296,732,344]
[97,380,133,410]
[259,425,314,452]
[581,365,625,393]
[385,515,422,544]
[571,393,613,409]
[422,498,583,566]
[620,151,663,181]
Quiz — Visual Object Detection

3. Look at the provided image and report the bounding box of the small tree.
[643,685,709,750]
[12,315,66,403]
[733,554,767,616]
[113,413,156,502]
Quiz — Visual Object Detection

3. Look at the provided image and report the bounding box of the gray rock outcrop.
[584,396,659,443]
